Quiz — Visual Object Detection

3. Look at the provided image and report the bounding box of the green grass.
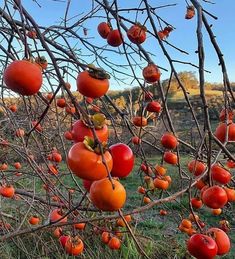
[1,156,235,258]
[120,156,235,258]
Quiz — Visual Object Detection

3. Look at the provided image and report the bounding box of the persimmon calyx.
[91,113,106,129]
[69,236,83,246]
[81,113,106,129]
[26,56,36,64]
[83,136,107,154]
[87,64,110,80]
[35,56,47,64]
[187,5,195,11]
[133,22,147,31]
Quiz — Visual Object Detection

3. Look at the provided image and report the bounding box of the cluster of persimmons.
[0,3,234,258]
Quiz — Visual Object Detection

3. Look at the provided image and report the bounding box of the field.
[1,156,234,259]
[114,156,235,259]
[169,89,223,100]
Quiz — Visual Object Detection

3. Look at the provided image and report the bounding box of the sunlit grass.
[169,89,222,100]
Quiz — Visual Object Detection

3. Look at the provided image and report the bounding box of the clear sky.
[2,0,235,90]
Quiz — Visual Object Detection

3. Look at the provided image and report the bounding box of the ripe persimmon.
[90,178,126,211]
[143,196,151,204]
[15,128,25,137]
[53,227,62,238]
[77,69,109,98]
[65,105,76,114]
[0,185,15,198]
[29,216,40,225]
[32,121,43,132]
[185,6,195,19]
[191,197,203,209]
[73,222,86,230]
[181,219,192,229]
[64,131,73,140]
[224,187,235,202]
[137,186,146,194]
[97,22,111,39]
[56,98,66,108]
[65,236,84,256]
[155,165,167,176]
[133,116,147,127]
[72,119,108,143]
[27,30,37,39]
[9,104,17,112]
[51,152,62,163]
[67,142,113,181]
[49,209,67,223]
[127,23,146,45]
[153,178,169,190]
[110,143,134,178]
[211,164,231,185]
[159,209,167,216]
[211,208,222,216]
[163,151,178,165]
[188,160,206,176]
[195,179,206,190]
[215,122,235,143]
[143,63,161,83]
[219,108,233,122]
[4,60,42,96]
[108,236,121,250]
[187,234,218,259]
[107,29,123,47]
[46,92,53,100]
[207,228,230,256]
[59,235,70,248]
[202,186,228,209]
[48,164,58,175]
[161,133,178,150]
[146,101,161,113]
[101,231,110,244]
[131,136,141,145]
[0,163,8,171]
[14,162,21,169]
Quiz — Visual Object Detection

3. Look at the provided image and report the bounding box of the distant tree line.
[108,71,235,108]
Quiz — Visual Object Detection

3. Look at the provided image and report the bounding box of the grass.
[1,156,235,258]
[169,89,223,101]
[118,156,235,258]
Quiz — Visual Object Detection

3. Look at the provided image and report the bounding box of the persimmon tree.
[0,0,234,258]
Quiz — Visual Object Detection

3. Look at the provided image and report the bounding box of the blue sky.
[2,0,235,90]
